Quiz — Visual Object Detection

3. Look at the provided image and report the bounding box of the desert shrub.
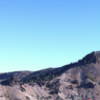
[87,72,96,82]
[26,96,30,100]
[20,86,26,92]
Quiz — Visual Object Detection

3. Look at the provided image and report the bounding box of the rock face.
[0,51,100,100]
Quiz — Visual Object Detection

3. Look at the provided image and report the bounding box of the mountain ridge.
[0,51,100,100]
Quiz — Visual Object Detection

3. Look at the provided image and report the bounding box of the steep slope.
[0,51,100,100]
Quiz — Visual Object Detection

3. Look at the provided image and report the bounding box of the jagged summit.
[79,51,100,64]
[94,51,100,58]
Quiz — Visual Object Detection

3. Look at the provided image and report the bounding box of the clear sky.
[0,0,100,72]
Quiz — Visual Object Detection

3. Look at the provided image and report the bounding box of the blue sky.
[0,0,100,72]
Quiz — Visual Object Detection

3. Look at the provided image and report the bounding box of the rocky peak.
[94,51,100,59]
[79,51,100,64]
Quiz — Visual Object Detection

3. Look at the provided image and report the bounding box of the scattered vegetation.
[87,72,96,82]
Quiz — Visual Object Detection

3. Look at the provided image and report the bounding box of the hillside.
[0,51,100,100]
